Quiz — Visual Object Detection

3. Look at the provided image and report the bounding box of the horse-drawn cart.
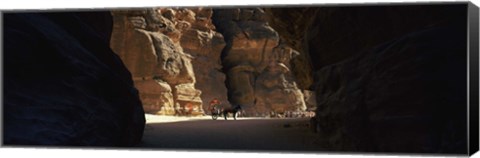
[209,104,241,120]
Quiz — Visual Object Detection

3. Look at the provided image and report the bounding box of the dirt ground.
[137,114,326,152]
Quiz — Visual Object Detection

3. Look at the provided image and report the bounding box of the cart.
[210,105,222,120]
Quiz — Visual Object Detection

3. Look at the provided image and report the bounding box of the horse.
[222,105,242,120]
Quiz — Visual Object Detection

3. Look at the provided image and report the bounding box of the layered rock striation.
[177,8,229,112]
[110,7,309,116]
[3,12,145,146]
[212,8,307,116]
[110,9,206,115]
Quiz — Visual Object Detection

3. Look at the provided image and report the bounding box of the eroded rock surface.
[212,8,306,116]
[110,9,204,115]
[177,8,229,112]
[302,90,317,111]
[313,25,467,153]
[266,4,468,153]
[4,12,145,146]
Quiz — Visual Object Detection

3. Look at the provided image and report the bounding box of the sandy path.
[138,115,325,152]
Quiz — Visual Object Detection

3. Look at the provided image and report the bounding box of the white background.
[0,0,479,158]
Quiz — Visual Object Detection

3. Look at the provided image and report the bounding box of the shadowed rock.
[212,8,307,115]
[266,4,468,153]
[178,8,229,112]
[3,12,145,146]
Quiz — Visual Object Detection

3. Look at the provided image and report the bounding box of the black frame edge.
[468,1,479,156]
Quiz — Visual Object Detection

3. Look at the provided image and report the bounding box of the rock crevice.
[212,8,307,116]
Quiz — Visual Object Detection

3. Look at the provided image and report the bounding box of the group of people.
[173,98,233,116]
[174,102,195,116]
[207,98,315,118]
[272,111,315,118]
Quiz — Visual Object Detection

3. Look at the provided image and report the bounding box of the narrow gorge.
[3,3,472,154]
[106,5,468,152]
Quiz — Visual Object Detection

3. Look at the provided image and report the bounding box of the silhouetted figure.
[223,105,242,120]
[208,98,224,120]
[174,103,184,116]
[208,98,221,112]
[185,103,194,116]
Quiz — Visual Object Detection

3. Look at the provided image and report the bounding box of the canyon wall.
[110,9,209,115]
[110,8,309,116]
[212,8,307,116]
[4,12,145,146]
[266,4,468,153]
[3,5,469,152]
[177,8,229,112]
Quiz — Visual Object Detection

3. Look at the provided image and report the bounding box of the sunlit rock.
[213,8,306,116]
[110,9,203,115]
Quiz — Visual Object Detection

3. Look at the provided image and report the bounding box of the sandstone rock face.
[177,8,229,112]
[135,80,175,115]
[110,7,310,116]
[266,5,468,153]
[263,8,317,90]
[265,5,467,89]
[110,9,204,115]
[212,8,306,116]
[302,90,317,111]
[3,12,145,146]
